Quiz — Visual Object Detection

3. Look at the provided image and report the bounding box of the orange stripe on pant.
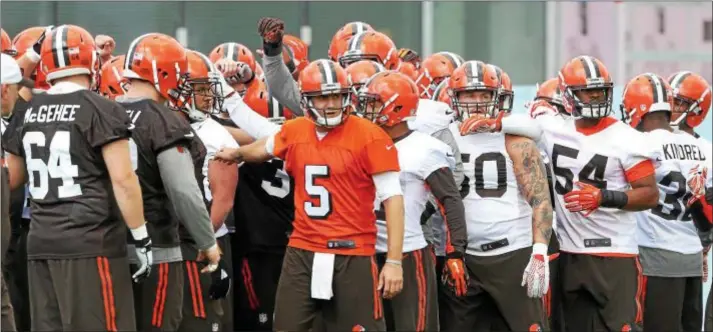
[635,258,645,325]
[101,257,118,332]
[370,256,383,320]
[241,258,260,310]
[97,257,118,332]
[414,250,426,332]
[185,261,201,318]
[190,262,206,318]
[152,263,169,328]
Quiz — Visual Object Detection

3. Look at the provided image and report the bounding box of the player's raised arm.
[257,17,303,115]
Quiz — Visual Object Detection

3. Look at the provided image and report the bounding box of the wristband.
[600,189,628,209]
[385,259,402,266]
[25,48,41,63]
[130,223,149,241]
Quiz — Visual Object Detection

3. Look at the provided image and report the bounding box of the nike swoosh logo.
[386,145,394,150]
[127,124,135,130]
[447,153,454,158]
[185,132,195,138]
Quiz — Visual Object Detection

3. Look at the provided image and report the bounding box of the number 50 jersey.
[2,85,133,259]
[537,116,654,255]
[449,123,533,256]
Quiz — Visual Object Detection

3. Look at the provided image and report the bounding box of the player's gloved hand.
[130,224,153,283]
[214,59,254,85]
[95,34,116,62]
[25,25,54,63]
[197,243,222,273]
[257,17,285,56]
[208,259,232,299]
[527,99,558,119]
[563,181,602,217]
[459,111,505,136]
[398,48,421,66]
[687,165,708,207]
[521,243,549,298]
[441,252,469,297]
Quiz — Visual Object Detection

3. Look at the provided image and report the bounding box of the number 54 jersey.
[636,129,711,254]
[269,116,400,256]
[449,123,533,256]
[536,116,654,255]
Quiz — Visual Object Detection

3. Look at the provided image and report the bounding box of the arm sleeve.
[223,93,281,139]
[157,147,216,250]
[372,171,402,201]
[430,128,463,186]
[263,54,303,116]
[426,167,467,255]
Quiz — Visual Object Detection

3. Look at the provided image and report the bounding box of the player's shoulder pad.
[80,90,130,121]
[412,130,456,169]
[347,115,392,141]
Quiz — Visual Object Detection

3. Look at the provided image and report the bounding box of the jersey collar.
[46,81,87,95]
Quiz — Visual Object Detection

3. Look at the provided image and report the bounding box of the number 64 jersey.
[535,116,655,255]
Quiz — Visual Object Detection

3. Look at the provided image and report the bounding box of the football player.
[620,72,708,332]
[328,21,374,63]
[118,33,220,332]
[358,71,467,331]
[3,25,148,331]
[0,26,52,332]
[175,50,239,332]
[463,55,660,331]
[443,61,552,331]
[215,59,405,331]
[212,70,296,331]
[98,55,128,99]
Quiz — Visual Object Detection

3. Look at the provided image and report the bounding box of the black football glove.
[31,25,54,55]
[257,17,285,57]
[208,259,232,300]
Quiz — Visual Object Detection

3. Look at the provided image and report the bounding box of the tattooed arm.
[506,135,553,245]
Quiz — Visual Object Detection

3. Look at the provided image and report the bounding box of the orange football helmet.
[1,29,16,57]
[186,50,223,121]
[431,78,452,108]
[328,21,373,62]
[535,78,565,113]
[448,60,501,119]
[357,71,419,127]
[345,60,386,98]
[283,34,309,77]
[397,61,420,84]
[12,27,50,90]
[99,55,127,99]
[209,42,257,75]
[298,59,351,128]
[339,31,400,70]
[489,64,514,112]
[620,73,672,129]
[39,25,100,88]
[668,71,711,128]
[124,33,190,110]
[558,55,614,119]
[243,78,294,124]
[416,52,464,99]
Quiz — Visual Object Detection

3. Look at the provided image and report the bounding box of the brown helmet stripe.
[348,32,367,52]
[669,71,691,90]
[318,60,338,84]
[51,25,69,69]
[125,34,150,71]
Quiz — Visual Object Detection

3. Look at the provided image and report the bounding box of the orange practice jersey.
[272,115,400,255]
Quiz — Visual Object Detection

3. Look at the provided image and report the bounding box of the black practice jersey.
[2,89,131,259]
[2,96,30,231]
[118,98,192,248]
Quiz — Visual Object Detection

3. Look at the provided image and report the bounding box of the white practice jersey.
[375,131,455,253]
[637,129,709,254]
[449,122,533,256]
[409,99,455,135]
[534,116,653,255]
[190,117,239,237]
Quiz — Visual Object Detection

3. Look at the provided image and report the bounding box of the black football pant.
[2,221,29,332]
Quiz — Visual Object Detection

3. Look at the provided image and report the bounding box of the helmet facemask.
[450,87,500,121]
[301,87,352,128]
[184,71,224,122]
[563,83,614,119]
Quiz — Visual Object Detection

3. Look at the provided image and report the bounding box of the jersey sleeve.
[87,98,132,149]
[361,128,400,175]
[150,104,193,153]
[620,128,656,183]
[418,141,455,180]
[2,114,25,157]
[271,119,296,160]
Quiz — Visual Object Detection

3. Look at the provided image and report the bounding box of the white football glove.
[521,243,549,298]
[130,224,153,283]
